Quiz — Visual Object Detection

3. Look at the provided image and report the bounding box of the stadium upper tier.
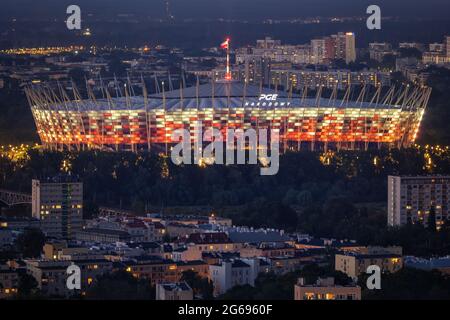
[38,81,403,111]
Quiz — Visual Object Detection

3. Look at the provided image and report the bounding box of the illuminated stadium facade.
[26,80,431,152]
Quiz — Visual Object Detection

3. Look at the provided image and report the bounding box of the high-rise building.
[324,37,336,61]
[32,176,83,239]
[331,32,356,64]
[388,175,450,227]
[344,32,356,64]
[311,39,326,64]
[446,36,450,58]
[256,37,281,49]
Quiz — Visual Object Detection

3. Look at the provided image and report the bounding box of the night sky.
[1,0,450,20]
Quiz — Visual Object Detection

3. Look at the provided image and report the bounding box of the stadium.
[25,79,431,152]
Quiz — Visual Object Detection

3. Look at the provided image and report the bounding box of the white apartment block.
[209,259,260,296]
[32,177,83,239]
[388,175,450,227]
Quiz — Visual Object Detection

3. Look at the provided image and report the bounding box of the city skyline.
[1,0,450,306]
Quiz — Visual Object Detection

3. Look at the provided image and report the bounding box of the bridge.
[0,189,32,206]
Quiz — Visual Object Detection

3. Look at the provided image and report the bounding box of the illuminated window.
[325,293,336,300]
[304,293,315,300]
[87,278,93,285]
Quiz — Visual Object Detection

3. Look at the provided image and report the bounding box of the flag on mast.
[220,38,229,49]
[220,37,232,80]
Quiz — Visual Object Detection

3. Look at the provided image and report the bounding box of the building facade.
[388,175,450,227]
[209,259,259,296]
[294,277,361,300]
[0,265,19,299]
[335,252,403,280]
[32,177,83,239]
[156,282,193,300]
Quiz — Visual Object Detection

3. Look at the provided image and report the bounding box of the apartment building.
[335,251,403,280]
[175,233,242,261]
[156,282,193,300]
[446,36,450,59]
[25,257,112,297]
[32,176,83,239]
[294,277,361,300]
[388,175,450,227]
[124,256,179,286]
[75,228,132,243]
[0,265,19,299]
[269,70,390,90]
[209,259,260,296]
[239,242,296,259]
[176,260,210,279]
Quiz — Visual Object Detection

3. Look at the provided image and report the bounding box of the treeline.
[2,147,450,212]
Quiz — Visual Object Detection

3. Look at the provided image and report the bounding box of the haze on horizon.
[1,0,450,20]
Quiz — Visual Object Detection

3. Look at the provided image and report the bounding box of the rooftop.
[35,81,403,112]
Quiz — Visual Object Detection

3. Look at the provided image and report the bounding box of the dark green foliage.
[15,273,41,299]
[181,270,214,299]
[360,267,450,300]
[86,270,155,300]
[15,228,45,258]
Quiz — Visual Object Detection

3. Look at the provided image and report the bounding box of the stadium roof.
[37,81,404,111]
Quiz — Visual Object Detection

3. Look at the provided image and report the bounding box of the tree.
[86,270,154,300]
[16,228,45,258]
[181,270,214,299]
[16,273,41,299]
[361,268,450,300]
[428,206,437,232]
